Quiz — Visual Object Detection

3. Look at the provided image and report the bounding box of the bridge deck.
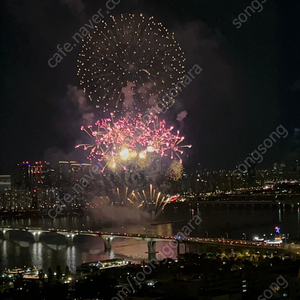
[0,226,294,251]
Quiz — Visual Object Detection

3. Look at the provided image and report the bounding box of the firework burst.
[95,185,171,217]
[76,115,191,171]
[98,187,131,206]
[129,184,171,216]
[114,185,171,216]
[77,13,186,114]
[143,116,192,163]
[168,160,184,181]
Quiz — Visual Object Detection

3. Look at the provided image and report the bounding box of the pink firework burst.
[76,115,191,170]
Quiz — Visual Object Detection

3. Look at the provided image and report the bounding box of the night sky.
[1,0,300,173]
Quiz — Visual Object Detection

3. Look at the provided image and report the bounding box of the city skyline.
[2,1,300,299]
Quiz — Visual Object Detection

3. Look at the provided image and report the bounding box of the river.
[0,206,299,274]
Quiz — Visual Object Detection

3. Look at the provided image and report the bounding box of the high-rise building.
[0,188,32,211]
[294,128,300,145]
[0,175,11,192]
[58,161,92,181]
[11,161,52,190]
[247,161,256,187]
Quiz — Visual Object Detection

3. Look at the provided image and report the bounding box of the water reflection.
[31,243,43,270]
[66,246,77,274]
[0,208,300,273]
[2,240,8,266]
[279,208,282,222]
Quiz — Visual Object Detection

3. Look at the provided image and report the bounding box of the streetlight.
[205,231,208,238]
[243,233,246,240]
[225,232,229,239]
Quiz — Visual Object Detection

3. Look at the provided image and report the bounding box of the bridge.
[181,194,300,209]
[0,226,174,260]
[0,226,298,261]
[189,200,278,208]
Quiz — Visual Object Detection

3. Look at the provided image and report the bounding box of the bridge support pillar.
[147,241,157,261]
[33,233,40,243]
[66,235,74,246]
[197,244,207,255]
[177,241,189,257]
[177,242,181,257]
[219,247,226,256]
[2,230,9,240]
[104,237,113,251]
[260,250,266,257]
[291,252,297,260]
